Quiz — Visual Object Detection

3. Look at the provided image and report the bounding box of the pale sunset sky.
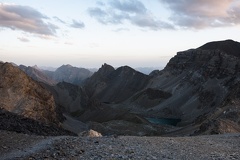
[0,0,240,68]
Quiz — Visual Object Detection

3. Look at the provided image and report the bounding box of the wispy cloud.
[70,19,85,29]
[112,28,130,32]
[109,0,147,14]
[0,3,58,35]
[88,0,174,30]
[64,41,74,45]
[17,37,30,42]
[53,16,66,24]
[160,0,240,29]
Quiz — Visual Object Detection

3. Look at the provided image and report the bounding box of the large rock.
[79,129,102,137]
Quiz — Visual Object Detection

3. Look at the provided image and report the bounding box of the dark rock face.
[0,62,60,125]
[43,64,93,85]
[84,64,150,103]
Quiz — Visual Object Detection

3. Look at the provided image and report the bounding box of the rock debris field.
[0,130,239,160]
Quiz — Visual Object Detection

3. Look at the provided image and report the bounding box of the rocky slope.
[0,62,60,125]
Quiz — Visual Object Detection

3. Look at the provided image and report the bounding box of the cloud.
[0,3,58,35]
[160,0,240,29]
[112,28,130,32]
[17,37,30,42]
[96,1,105,6]
[64,41,73,45]
[70,19,85,29]
[88,0,174,30]
[53,16,66,24]
[109,0,147,14]
[131,14,174,30]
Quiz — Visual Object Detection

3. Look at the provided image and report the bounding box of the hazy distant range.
[39,66,164,75]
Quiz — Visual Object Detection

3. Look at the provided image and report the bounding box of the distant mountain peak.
[32,65,41,70]
[98,63,115,75]
[60,64,73,68]
[117,65,139,74]
[101,63,114,69]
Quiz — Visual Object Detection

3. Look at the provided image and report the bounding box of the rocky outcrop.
[0,62,60,125]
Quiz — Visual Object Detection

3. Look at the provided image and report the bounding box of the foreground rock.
[0,130,239,160]
[0,62,61,125]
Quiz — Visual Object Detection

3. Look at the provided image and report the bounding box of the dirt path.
[1,137,66,160]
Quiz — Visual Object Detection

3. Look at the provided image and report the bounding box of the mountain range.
[0,39,240,136]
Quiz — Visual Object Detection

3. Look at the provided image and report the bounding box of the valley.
[0,39,240,159]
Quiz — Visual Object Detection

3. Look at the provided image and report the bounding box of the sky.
[0,0,240,68]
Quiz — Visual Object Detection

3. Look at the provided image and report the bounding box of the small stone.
[79,149,85,154]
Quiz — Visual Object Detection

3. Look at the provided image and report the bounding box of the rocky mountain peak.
[113,66,148,78]
[59,64,73,69]
[97,63,115,76]
[84,64,150,103]
[164,40,240,76]
[118,65,135,73]
[198,39,240,58]
[42,64,93,85]
[56,64,74,72]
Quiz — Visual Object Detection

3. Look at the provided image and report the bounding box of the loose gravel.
[0,130,239,160]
